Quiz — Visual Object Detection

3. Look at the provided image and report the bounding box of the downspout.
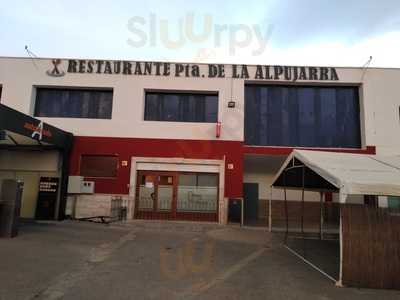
[57,134,73,220]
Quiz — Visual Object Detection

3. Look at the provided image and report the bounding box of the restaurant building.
[0,56,399,224]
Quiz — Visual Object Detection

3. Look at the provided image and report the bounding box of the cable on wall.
[24,45,39,69]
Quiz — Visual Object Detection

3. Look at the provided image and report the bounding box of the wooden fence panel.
[341,204,400,289]
[271,200,340,229]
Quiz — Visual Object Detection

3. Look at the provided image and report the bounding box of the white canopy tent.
[271,149,400,286]
[271,149,400,200]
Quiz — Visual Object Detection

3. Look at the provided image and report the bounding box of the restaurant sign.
[47,59,339,81]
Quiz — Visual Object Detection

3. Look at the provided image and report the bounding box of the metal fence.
[110,196,128,222]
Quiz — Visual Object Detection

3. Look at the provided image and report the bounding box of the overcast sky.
[1,0,400,67]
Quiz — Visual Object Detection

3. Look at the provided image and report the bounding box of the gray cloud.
[257,0,400,46]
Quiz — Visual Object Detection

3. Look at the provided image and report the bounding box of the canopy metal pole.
[283,171,288,243]
[301,166,305,237]
[268,187,272,232]
[337,191,347,287]
[319,192,324,240]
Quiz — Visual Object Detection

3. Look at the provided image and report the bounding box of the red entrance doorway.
[135,171,218,222]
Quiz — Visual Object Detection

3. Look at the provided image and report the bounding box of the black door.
[243,183,259,225]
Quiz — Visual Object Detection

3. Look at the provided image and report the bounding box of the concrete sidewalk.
[0,220,399,300]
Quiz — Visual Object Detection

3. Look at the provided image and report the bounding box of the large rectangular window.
[34,88,113,119]
[245,85,361,148]
[144,91,218,122]
[177,173,218,212]
[80,155,118,178]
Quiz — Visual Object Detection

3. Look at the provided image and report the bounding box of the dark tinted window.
[80,155,118,178]
[145,92,218,122]
[245,85,361,148]
[35,88,113,119]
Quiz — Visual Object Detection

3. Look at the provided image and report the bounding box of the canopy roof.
[272,150,400,199]
[0,104,73,150]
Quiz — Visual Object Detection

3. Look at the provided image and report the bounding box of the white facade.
[0,57,399,155]
[1,56,400,222]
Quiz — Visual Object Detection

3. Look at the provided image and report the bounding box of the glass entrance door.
[136,171,176,219]
[157,175,174,212]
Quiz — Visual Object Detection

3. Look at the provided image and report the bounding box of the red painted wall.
[69,136,244,197]
[69,136,376,198]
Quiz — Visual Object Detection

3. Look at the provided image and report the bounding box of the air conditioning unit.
[68,176,95,194]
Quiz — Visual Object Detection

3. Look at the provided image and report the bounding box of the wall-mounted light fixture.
[227,100,236,108]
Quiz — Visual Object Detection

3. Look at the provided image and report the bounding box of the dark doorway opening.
[243,183,260,226]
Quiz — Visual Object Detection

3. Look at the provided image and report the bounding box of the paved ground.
[0,220,399,300]
[285,237,340,280]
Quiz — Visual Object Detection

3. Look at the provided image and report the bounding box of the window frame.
[177,172,219,187]
[398,106,400,125]
[143,89,219,123]
[79,154,119,179]
[244,83,363,149]
[34,86,114,119]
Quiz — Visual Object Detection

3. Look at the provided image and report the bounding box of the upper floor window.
[34,87,113,119]
[245,85,361,148]
[144,91,218,123]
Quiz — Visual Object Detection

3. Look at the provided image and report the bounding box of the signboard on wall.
[46,59,340,82]
[35,177,59,220]
[0,104,73,149]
